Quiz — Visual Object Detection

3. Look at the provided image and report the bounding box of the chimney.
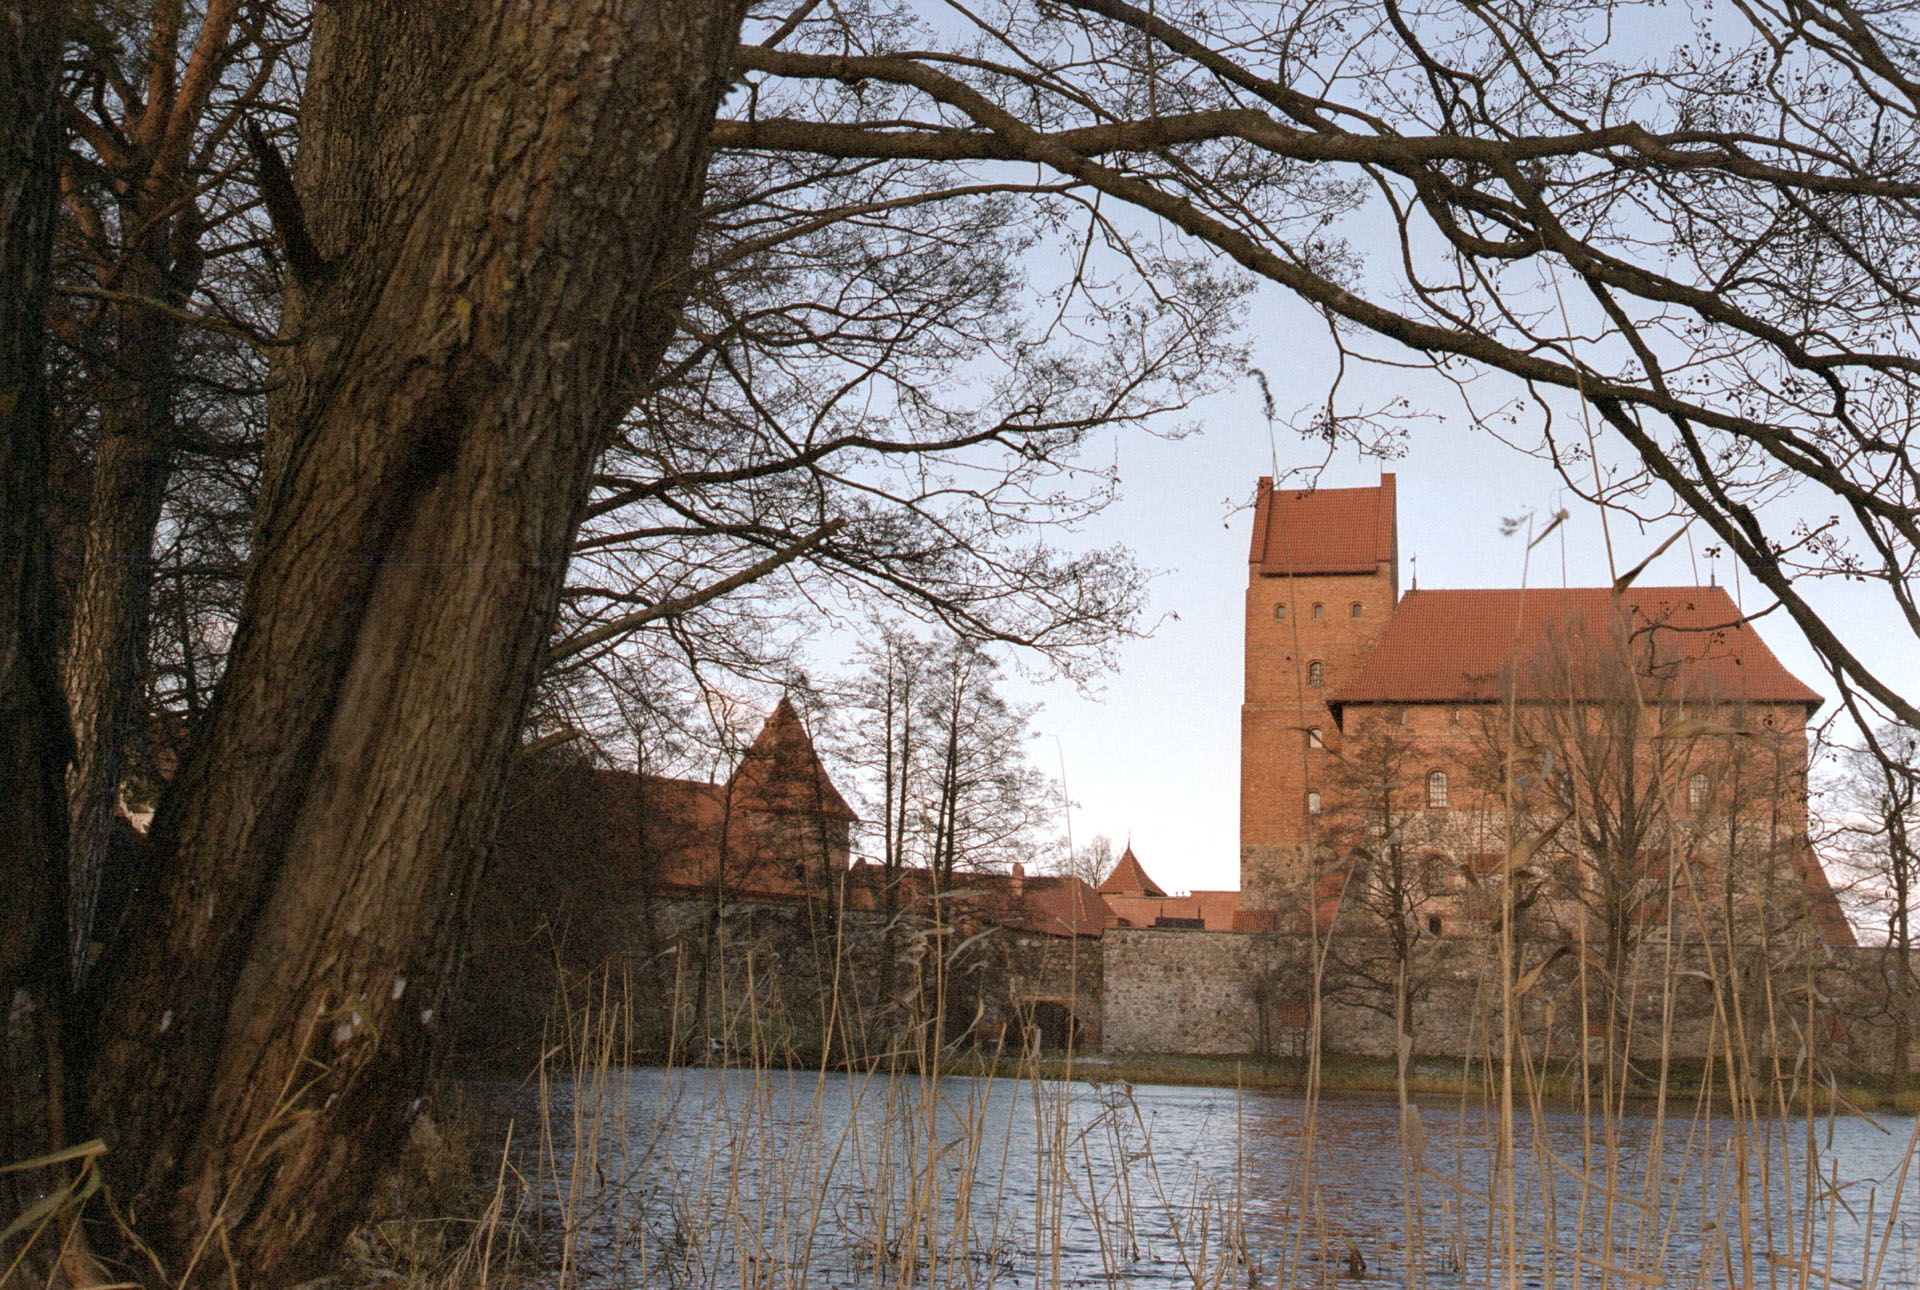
[1010,862,1026,897]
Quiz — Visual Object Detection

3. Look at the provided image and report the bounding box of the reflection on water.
[503,1066,1920,1289]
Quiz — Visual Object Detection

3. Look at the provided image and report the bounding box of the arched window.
[1306,791,1322,815]
[1349,601,1363,618]
[1311,602,1325,620]
[1689,773,1709,812]
[1424,853,1448,893]
[1307,661,1325,686]
[1427,770,1449,809]
[1273,603,1286,620]
[1308,727,1324,748]
[1428,915,1444,936]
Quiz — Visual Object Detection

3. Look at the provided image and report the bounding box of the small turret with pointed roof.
[727,696,857,820]
[1097,844,1167,899]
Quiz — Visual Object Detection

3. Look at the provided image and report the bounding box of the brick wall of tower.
[1238,477,1399,912]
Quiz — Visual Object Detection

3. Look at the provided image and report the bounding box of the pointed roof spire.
[1097,843,1166,897]
[727,697,857,820]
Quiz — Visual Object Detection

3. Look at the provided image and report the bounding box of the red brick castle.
[1238,474,1851,945]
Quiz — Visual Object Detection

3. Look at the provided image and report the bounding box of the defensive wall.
[461,887,1910,1083]
[1101,927,1916,1079]
[458,892,1104,1067]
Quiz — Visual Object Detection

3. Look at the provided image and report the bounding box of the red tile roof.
[1097,844,1166,897]
[843,863,1114,937]
[997,874,1113,937]
[1249,474,1397,575]
[727,697,858,820]
[1330,586,1820,710]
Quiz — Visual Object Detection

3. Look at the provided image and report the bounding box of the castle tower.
[727,697,858,891]
[1240,475,1398,913]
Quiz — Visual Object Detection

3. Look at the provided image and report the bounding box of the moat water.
[498,1066,1920,1288]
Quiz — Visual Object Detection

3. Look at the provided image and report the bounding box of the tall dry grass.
[484,887,1920,1290]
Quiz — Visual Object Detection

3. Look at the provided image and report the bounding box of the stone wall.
[1102,927,1917,1081]
[457,891,1103,1068]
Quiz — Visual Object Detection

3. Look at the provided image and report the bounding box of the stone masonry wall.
[458,891,1104,1068]
[1103,928,1915,1080]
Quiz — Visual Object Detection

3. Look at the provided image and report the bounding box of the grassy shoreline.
[930,1049,1920,1113]
[455,1044,1920,1114]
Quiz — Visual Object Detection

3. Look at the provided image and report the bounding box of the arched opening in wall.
[1312,603,1325,620]
[1423,853,1449,895]
[1307,661,1325,686]
[1427,770,1448,808]
[1689,773,1709,812]
[1428,915,1443,936]
[1308,727,1324,749]
[1021,999,1081,1053]
[1350,602,1363,618]
[1274,603,1287,620]
[1306,791,1322,815]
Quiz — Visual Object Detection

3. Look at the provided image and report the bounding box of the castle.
[1236,473,1851,947]
[468,473,1870,1068]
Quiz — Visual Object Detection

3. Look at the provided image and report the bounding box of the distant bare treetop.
[728,0,1920,745]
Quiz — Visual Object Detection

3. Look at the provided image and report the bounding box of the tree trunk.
[0,0,74,1272]
[81,4,749,1284]
[63,248,194,977]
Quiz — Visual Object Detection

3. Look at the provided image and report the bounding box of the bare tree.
[1053,833,1115,888]
[1832,725,1920,1094]
[919,638,1052,887]
[723,0,1920,758]
[53,2,297,972]
[1319,712,1440,1050]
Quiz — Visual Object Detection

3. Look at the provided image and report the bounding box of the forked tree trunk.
[82,4,749,1284]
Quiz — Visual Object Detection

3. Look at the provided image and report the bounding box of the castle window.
[1274,603,1286,620]
[1308,727,1324,749]
[1428,915,1443,936]
[1312,602,1325,620]
[1307,791,1322,815]
[1350,602,1363,618]
[1451,707,1463,725]
[1424,853,1448,893]
[1427,771,1449,809]
[1307,661,1325,686]
[1689,773,1709,812]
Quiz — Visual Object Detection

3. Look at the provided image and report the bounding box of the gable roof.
[727,697,858,820]
[1097,844,1167,897]
[843,863,1114,937]
[1249,474,1397,576]
[996,874,1114,937]
[1330,586,1821,712]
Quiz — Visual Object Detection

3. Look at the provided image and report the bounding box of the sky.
[1010,281,1920,898]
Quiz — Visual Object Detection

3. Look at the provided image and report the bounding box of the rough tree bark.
[80,3,749,1284]
[1,0,74,1272]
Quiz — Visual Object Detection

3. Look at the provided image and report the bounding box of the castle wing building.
[1240,475,1851,946]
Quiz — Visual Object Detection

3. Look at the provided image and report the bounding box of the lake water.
[501,1066,1920,1289]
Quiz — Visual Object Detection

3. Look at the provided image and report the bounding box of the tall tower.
[1240,475,1398,914]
